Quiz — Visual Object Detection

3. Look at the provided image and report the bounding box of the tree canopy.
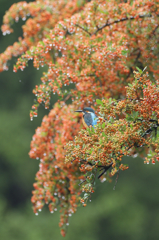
[0,0,159,236]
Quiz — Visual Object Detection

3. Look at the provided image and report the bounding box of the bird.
[75,107,98,128]
[75,107,113,178]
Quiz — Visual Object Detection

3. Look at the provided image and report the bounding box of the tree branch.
[92,14,156,36]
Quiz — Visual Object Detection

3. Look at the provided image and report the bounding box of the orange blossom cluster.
[0,0,87,71]
[29,103,84,236]
[9,0,159,119]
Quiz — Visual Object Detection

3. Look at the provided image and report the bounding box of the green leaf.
[26,50,31,55]
[132,111,139,118]
[89,148,93,154]
[46,6,53,13]
[127,20,131,28]
[74,48,78,54]
[77,0,82,7]
[121,49,128,56]
[39,41,45,46]
[130,124,133,130]
[109,117,114,123]
[91,127,95,133]
[83,193,89,199]
[143,66,147,72]
[87,128,91,135]
[102,122,106,128]
[30,37,35,43]
[126,114,134,121]
[102,132,106,137]
[109,98,112,104]
[96,99,104,105]
[136,67,143,74]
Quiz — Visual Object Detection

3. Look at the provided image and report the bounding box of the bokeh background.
[0,1,159,239]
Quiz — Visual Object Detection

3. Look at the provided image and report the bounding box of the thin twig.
[148,25,159,39]
[75,24,92,36]
[63,93,72,103]
[113,171,120,190]
[79,178,87,186]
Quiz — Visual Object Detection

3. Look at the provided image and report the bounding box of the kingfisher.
[75,107,98,128]
[75,107,112,178]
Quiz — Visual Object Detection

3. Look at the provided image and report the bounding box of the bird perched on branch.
[75,107,113,178]
[75,107,98,128]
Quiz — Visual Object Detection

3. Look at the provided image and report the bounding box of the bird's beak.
[75,110,83,112]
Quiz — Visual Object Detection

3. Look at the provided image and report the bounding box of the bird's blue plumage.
[75,107,98,128]
[83,111,98,128]
[90,112,98,127]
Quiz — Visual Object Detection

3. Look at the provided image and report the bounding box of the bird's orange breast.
[82,116,89,128]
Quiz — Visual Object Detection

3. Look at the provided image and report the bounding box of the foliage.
[66,70,159,201]
[0,0,159,236]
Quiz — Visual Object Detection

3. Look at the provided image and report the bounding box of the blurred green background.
[0,1,159,239]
